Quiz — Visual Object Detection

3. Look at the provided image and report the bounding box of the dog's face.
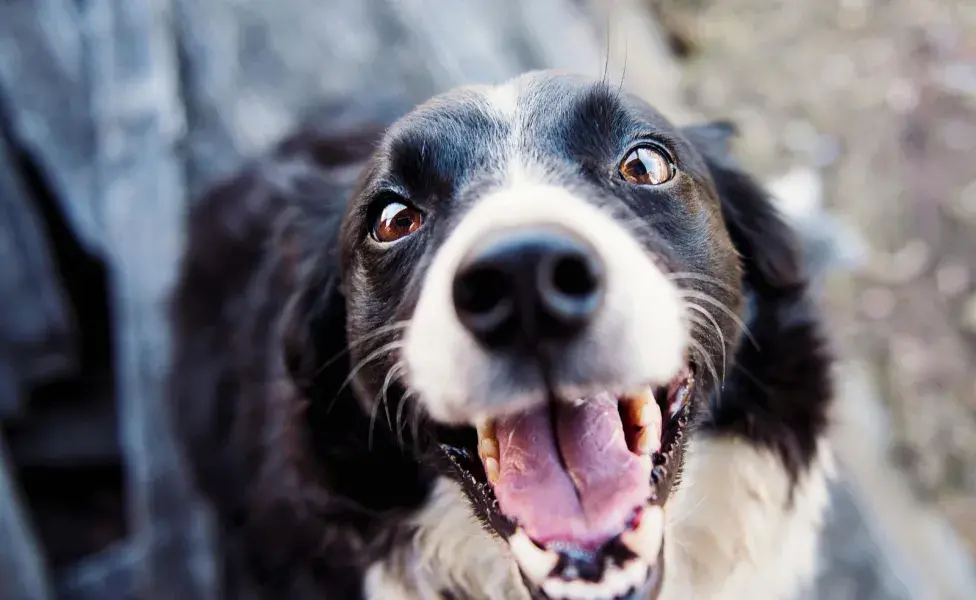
[338,71,744,600]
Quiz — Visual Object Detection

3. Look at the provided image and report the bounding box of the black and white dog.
[170,71,834,600]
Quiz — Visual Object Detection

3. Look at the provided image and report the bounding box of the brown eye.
[618,145,674,185]
[372,201,423,243]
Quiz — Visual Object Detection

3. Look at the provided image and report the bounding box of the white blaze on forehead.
[481,80,521,121]
[402,174,688,424]
[470,76,527,171]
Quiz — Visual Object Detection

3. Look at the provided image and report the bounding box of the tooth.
[485,456,500,483]
[637,401,657,427]
[638,453,653,475]
[476,419,500,478]
[620,505,665,565]
[476,418,495,440]
[509,529,558,584]
[634,427,659,455]
[626,388,653,425]
[479,437,499,460]
[627,389,662,429]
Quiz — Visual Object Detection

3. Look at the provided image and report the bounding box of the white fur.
[364,478,529,600]
[366,438,833,600]
[402,181,688,424]
[662,437,833,600]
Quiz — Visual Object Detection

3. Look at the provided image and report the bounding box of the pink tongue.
[492,394,650,549]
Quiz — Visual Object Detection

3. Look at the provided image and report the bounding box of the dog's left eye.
[619,145,674,185]
[372,200,424,243]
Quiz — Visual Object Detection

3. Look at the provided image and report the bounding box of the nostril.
[551,252,599,299]
[454,266,508,316]
[536,247,603,337]
[453,265,517,347]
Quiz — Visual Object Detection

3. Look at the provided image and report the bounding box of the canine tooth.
[485,457,500,484]
[479,437,499,460]
[625,388,654,425]
[638,453,653,475]
[627,390,662,435]
[620,505,665,565]
[634,427,659,455]
[638,402,658,427]
[509,529,558,584]
[476,419,496,441]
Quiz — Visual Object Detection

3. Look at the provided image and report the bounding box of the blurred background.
[0,0,974,599]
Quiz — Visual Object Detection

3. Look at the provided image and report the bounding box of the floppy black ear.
[680,122,832,481]
[274,126,383,394]
[275,129,436,515]
[681,122,805,296]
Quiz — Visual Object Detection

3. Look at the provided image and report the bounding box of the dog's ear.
[682,123,832,478]
[681,122,805,295]
[274,140,378,395]
[280,254,348,396]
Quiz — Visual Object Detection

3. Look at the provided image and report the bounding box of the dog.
[170,71,834,600]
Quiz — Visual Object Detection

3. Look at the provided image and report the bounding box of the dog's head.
[333,71,800,600]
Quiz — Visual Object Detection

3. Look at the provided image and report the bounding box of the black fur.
[169,75,831,599]
[682,123,832,480]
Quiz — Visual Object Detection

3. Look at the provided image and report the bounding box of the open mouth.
[471,366,695,600]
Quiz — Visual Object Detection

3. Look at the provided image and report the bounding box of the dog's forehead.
[384,72,675,169]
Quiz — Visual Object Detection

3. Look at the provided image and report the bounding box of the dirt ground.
[646,0,976,559]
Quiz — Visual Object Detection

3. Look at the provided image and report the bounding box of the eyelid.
[625,136,677,160]
[618,139,677,169]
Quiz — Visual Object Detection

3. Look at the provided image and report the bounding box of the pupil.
[395,214,412,228]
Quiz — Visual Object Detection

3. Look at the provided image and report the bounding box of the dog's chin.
[436,365,695,600]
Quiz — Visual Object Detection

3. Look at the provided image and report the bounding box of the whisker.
[685,303,727,380]
[410,397,424,450]
[370,361,413,450]
[376,361,405,431]
[327,340,405,414]
[667,272,739,294]
[686,337,721,394]
[395,383,412,447]
[314,321,411,376]
[686,317,726,384]
[367,387,384,451]
[680,290,758,348]
[616,27,629,96]
[343,340,404,392]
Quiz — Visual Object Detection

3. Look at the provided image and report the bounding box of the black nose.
[452,227,604,349]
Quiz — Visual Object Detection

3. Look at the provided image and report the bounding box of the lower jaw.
[513,502,669,600]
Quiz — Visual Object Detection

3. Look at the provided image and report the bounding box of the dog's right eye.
[619,144,675,186]
[371,200,424,243]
